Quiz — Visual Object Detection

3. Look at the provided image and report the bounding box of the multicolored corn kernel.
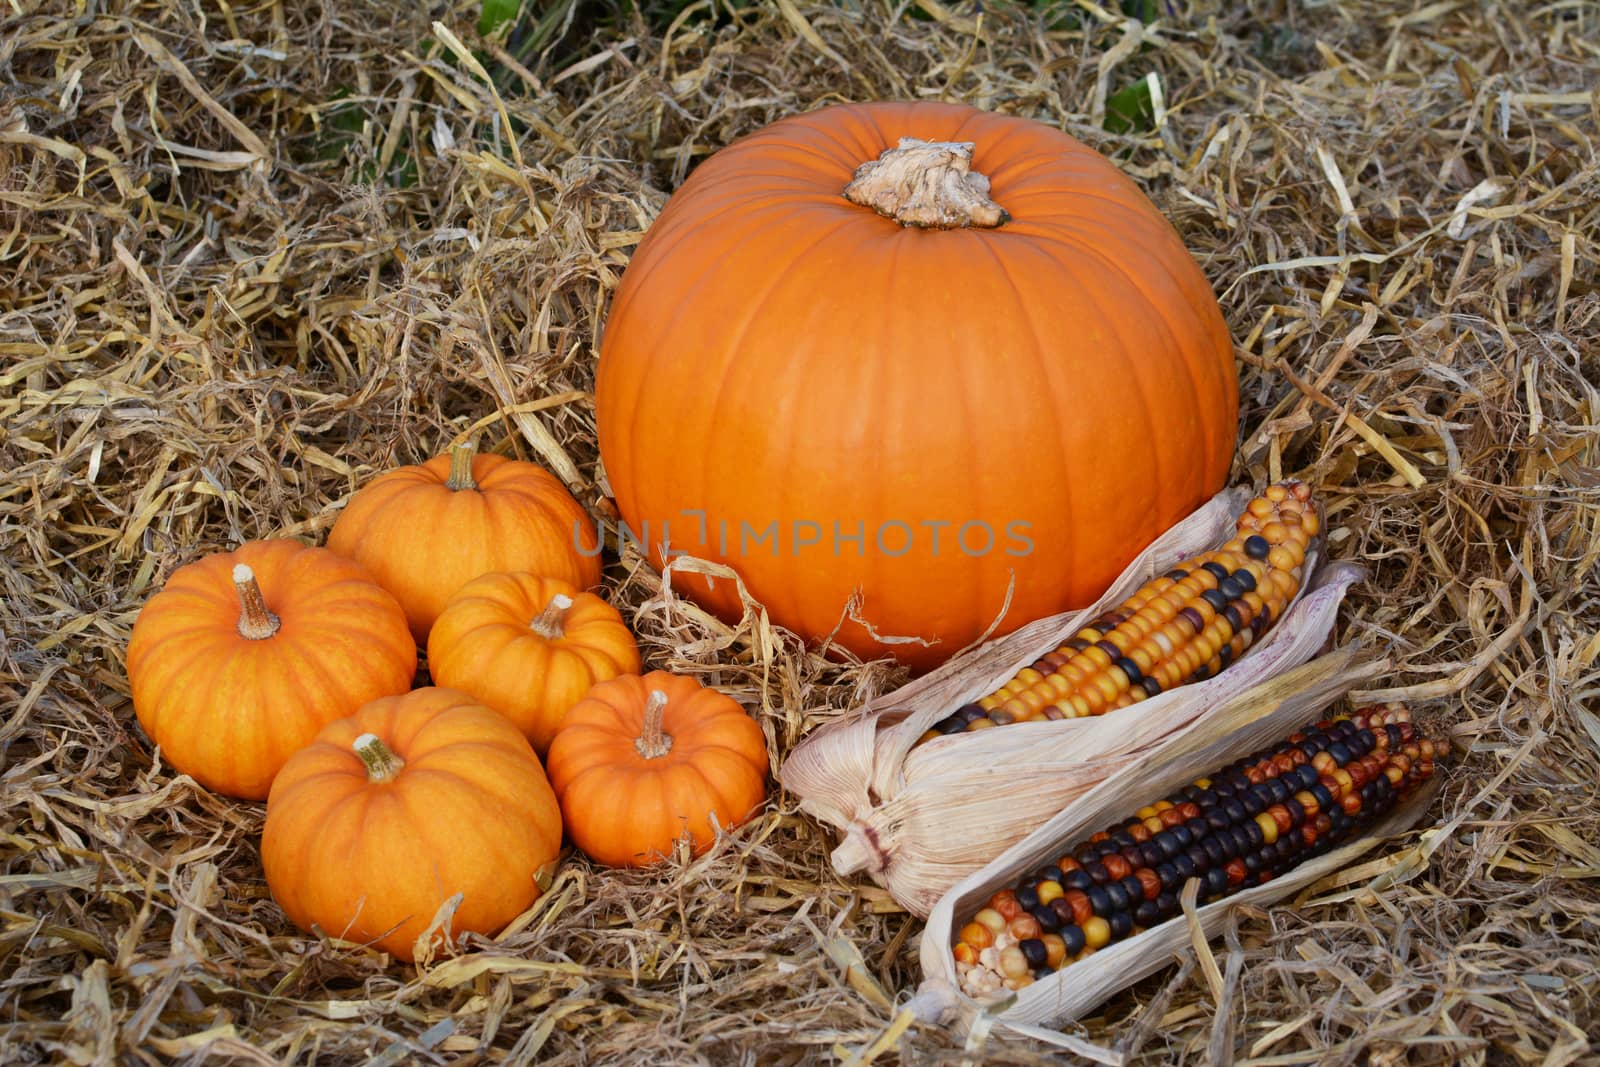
[952,704,1445,998]
[921,483,1320,745]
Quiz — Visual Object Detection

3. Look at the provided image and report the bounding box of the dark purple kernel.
[1218,644,1235,669]
[1020,939,1048,968]
[1143,676,1163,697]
[1065,638,1091,651]
[1244,820,1264,847]
[1103,883,1130,913]
[1155,891,1179,917]
[1119,874,1145,902]
[1172,854,1198,880]
[1327,741,1353,765]
[1283,797,1305,826]
[1116,658,1144,686]
[1086,886,1112,916]
[1202,588,1230,612]
[1050,898,1075,925]
[1223,604,1245,632]
[1201,561,1231,581]
[1202,837,1227,865]
[1179,607,1206,632]
[959,705,989,724]
[1017,885,1040,911]
[1108,912,1134,938]
[1156,863,1180,890]
[1163,568,1189,581]
[1063,869,1092,892]
[1204,867,1229,896]
[1169,824,1195,848]
[1061,925,1086,955]
[934,716,965,734]
[1094,640,1123,661]
[1185,845,1211,873]
[1134,900,1160,926]
[1231,568,1257,592]
[1244,535,1271,559]
[1206,811,1230,834]
[1031,906,1061,933]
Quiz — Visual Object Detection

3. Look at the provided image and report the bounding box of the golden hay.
[2,0,1597,1062]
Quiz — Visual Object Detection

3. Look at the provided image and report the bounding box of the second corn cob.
[952,702,1443,998]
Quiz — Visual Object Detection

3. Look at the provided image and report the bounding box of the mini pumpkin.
[125,539,416,800]
[428,573,641,753]
[261,687,564,962]
[546,671,769,867]
[327,440,603,643]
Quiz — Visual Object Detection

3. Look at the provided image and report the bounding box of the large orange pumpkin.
[546,672,768,868]
[596,101,1237,672]
[327,441,603,643]
[125,539,416,800]
[261,687,564,962]
[428,572,641,753]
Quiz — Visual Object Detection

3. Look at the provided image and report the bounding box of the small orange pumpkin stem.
[445,440,478,491]
[842,138,1009,229]
[634,690,673,760]
[232,564,281,640]
[530,593,574,640]
[353,732,406,783]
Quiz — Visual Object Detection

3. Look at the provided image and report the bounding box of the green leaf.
[1103,75,1156,135]
[479,0,524,39]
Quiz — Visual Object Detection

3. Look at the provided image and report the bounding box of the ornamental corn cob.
[921,482,1320,742]
[953,703,1443,998]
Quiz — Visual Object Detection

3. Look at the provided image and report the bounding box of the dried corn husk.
[906,650,1441,1046]
[780,487,1358,916]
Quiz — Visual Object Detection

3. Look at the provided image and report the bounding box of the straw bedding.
[2,1,1597,1062]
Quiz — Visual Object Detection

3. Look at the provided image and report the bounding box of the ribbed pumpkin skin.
[596,101,1237,672]
[427,573,642,753]
[327,452,602,643]
[546,672,768,868]
[125,539,416,800]
[261,688,564,962]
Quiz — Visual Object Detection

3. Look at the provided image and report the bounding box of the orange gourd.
[261,687,564,962]
[125,539,416,800]
[546,672,768,868]
[327,440,603,643]
[428,572,642,752]
[596,101,1237,672]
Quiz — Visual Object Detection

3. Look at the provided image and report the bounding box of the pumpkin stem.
[445,440,478,491]
[635,690,673,760]
[530,593,574,639]
[232,564,281,640]
[353,732,406,783]
[842,138,1009,229]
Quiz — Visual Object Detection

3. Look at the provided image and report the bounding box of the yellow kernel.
[1143,816,1164,834]
[1082,916,1111,949]
[1037,880,1064,905]
[978,696,999,711]
[967,717,997,731]
[959,922,993,949]
[1255,812,1279,845]
[1152,800,1173,813]
[1015,668,1043,686]
[1135,806,1158,820]
[1067,695,1093,718]
[975,908,1006,934]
